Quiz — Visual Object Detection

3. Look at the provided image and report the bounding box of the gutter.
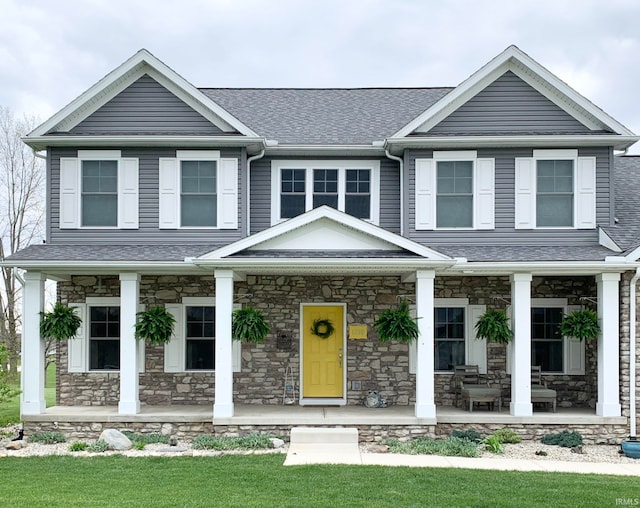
[245,150,265,235]
[629,268,640,439]
[385,149,404,236]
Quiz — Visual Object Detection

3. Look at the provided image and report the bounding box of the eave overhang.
[262,144,386,157]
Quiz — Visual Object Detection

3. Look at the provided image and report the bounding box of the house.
[7,45,640,444]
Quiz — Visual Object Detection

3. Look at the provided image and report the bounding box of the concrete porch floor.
[23,404,626,426]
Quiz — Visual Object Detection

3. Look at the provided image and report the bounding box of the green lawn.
[0,363,56,427]
[0,455,635,507]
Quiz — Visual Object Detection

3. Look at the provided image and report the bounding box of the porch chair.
[531,365,557,412]
[453,365,501,412]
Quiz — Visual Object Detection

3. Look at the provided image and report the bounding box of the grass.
[0,363,56,427]
[0,455,635,507]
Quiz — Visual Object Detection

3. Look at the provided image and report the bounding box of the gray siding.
[406,147,611,246]
[424,72,593,135]
[249,157,401,235]
[67,75,224,135]
[49,147,246,244]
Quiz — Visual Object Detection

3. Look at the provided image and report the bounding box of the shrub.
[69,441,88,452]
[121,431,169,446]
[28,432,66,444]
[192,433,274,451]
[483,435,504,454]
[87,440,109,453]
[541,430,583,448]
[450,429,483,444]
[493,429,522,444]
[134,442,146,450]
[385,437,479,458]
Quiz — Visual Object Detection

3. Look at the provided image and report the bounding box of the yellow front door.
[302,305,344,398]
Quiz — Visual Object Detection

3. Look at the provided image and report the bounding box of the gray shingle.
[602,155,640,253]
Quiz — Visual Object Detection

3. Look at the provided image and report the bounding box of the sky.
[1,0,640,151]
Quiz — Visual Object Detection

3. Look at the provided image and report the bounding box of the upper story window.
[59,150,139,229]
[415,151,495,231]
[515,150,596,230]
[159,150,238,230]
[271,160,380,225]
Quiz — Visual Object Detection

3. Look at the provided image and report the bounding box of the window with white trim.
[164,299,241,373]
[159,151,238,229]
[515,150,596,229]
[89,305,120,370]
[415,151,495,230]
[59,150,139,229]
[271,160,380,224]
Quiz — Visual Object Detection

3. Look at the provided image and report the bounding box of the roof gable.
[392,45,635,139]
[28,49,258,138]
[196,206,451,260]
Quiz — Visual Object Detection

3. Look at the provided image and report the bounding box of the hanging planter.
[559,309,600,341]
[311,318,335,339]
[232,306,270,343]
[40,301,82,341]
[474,309,513,344]
[134,306,176,345]
[374,299,419,343]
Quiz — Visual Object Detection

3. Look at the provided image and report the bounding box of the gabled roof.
[26,49,259,140]
[194,206,452,262]
[390,45,636,141]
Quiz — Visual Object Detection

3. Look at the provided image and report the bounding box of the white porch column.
[214,269,234,418]
[118,273,140,415]
[510,273,533,416]
[596,273,621,416]
[415,269,436,418]
[21,272,46,415]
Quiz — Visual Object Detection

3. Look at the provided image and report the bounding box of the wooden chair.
[453,365,501,412]
[531,365,557,412]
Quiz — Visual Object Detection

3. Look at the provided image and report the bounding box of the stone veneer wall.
[56,274,598,409]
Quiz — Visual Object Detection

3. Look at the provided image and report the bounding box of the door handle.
[338,348,343,368]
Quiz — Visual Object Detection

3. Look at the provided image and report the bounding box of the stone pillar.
[510,273,532,416]
[596,273,621,416]
[214,269,234,418]
[21,271,46,415]
[118,272,140,415]
[415,269,436,418]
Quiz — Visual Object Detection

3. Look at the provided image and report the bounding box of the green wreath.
[311,318,335,339]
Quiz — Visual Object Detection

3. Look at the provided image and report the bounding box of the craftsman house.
[7,45,640,443]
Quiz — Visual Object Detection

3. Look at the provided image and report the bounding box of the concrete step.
[289,426,358,445]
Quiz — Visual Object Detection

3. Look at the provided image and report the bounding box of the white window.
[515,149,596,229]
[409,300,487,374]
[271,160,380,225]
[415,151,495,230]
[59,150,139,229]
[163,298,241,373]
[159,151,238,229]
[66,298,145,373]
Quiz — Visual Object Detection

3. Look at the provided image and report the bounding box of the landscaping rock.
[4,440,24,450]
[99,429,132,450]
[270,438,285,449]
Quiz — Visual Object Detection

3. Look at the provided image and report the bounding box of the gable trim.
[391,45,635,140]
[27,49,260,139]
[194,205,452,261]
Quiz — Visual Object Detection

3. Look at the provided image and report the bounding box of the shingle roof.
[200,88,452,145]
[603,155,640,254]
[435,245,615,262]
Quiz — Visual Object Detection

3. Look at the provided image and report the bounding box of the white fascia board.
[447,260,635,276]
[27,49,259,139]
[391,45,636,139]
[598,228,622,253]
[196,206,452,261]
[190,258,456,271]
[624,244,640,262]
[385,135,640,151]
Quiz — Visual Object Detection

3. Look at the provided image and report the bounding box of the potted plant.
[373,299,419,343]
[134,306,176,345]
[559,309,600,341]
[232,306,270,343]
[474,309,513,344]
[40,301,82,341]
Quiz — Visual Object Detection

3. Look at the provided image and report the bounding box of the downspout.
[32,149,47,160]
[385,149,404,236]
[628,267,640,440]
[246,150,265,236]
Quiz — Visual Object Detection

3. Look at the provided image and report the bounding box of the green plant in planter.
[374,299,419,343]
[40,301,82,341]
[474,309,513,344]
[232,306,270,343]
[134,306,176,345]
[559,309,600,341]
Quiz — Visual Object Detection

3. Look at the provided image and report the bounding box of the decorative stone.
[270,438,285,449]
[4,440,24,450]
[161,424,173,436]
[99,429,132,450]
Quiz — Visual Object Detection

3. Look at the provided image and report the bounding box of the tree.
[0,107,45,379]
